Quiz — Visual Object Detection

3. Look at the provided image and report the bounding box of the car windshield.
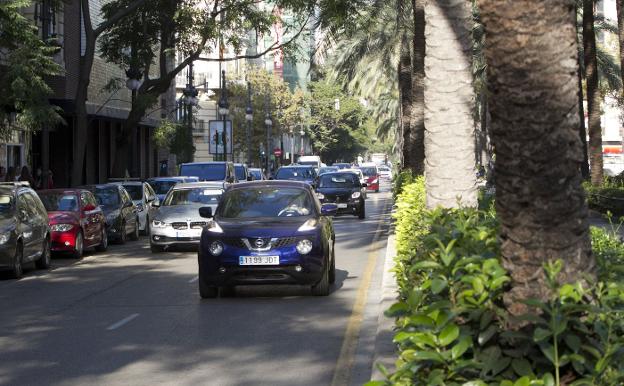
[122,185,143,200]
[179,164,226,181]
[149,180,178,195]
[318,167,338,175]
[0,194,14,218]
[275,168,316,180]
[95,187,119,206]
[39,193,79,212]
[249,170,263,180]
[219,188,314,218]
[359,167,377,177]
[164,188,222,206]
[318,173,360,188]
[378,166,390,172]
[234,166,246,181]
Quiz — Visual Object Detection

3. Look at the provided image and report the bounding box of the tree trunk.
[584,0,603,186]
[399,33,414,173]
[405,0,425,175]
[576,6,590,180]
[424,0,477,208]
[478,0,593,316]
[617,0,624,161]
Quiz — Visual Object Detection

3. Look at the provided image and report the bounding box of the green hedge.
[585,181,624,218]
[370,180,624,386]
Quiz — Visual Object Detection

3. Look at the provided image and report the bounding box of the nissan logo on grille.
[254,239,265,248]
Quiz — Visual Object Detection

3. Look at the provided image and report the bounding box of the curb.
[371,230,398,381]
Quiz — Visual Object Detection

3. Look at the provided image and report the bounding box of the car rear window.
[179,164,226,181]
[275,168,316,180]
[359,167,377,177]
[149,180,178,195]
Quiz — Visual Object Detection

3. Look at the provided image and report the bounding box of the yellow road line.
[331,195,390,386]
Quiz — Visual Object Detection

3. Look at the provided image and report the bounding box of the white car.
[378,165,393,180]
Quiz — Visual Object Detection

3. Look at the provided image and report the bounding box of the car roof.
[279,165,315,169]
[227,180,312,190]
[172,182,226,190]
[180,162,229,166]
[109,181,143,186]
[38,188,90,195]
[147,176,190,181]
[80,184,120,190]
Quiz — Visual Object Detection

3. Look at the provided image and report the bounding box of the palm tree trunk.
[399,33,414,173]
[616,0,624,160]
[584,0,603,186]
[424,0,477,208]
[478,0,593,316]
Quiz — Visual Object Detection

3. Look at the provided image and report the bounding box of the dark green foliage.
[0,0,63,137]
[371,180,624,386]
[585,182,624,217]
[392,169,417,200]
[153,119,194,164]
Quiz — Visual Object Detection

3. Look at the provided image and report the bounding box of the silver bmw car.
[149,182,224,252]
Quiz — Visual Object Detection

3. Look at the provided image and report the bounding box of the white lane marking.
[106,313,140,331]
[188,276,199,283]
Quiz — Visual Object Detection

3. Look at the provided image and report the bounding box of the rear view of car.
[377,165,392,180]
[316,172,366,219]
[274,166,318,186]
[358,164,380,193]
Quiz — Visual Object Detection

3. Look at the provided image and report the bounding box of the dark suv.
[0,183,51,278]
[315,172,366,219]
[179,162,237,188]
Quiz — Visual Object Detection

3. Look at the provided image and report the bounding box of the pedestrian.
[5,166,16,182]
[18,166,36,187]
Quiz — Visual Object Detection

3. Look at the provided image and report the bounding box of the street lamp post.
[264,92,273,176]
[245,82,253,167]
[125,64,142,177]
[218,70,230,162]
[181,62,199,163]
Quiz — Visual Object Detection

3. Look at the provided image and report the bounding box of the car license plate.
[337,203,348,208]
[239,256,279,265]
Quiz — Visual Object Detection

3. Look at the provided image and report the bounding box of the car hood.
[0,218,16,233]
[316,187,358,195]
[48,211,80,225]
[215,217,314,238]
[155,204,216,222]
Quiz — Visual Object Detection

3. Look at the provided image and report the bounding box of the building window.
[34,0,57,40]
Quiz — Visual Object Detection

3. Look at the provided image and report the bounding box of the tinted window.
[39,193,79,212]
[249,170,263,180]
[359,167,377,177]
[179,164,226,181]
[234,165,247,181]
[149,180,177,195]
[122,184,143,201]
[95,187,120,206]
[0,194,14,219]
[318,167,338,175]
[164,188,222,206]
[318,173,359,188]
[219,188,314,218]
[28,192,47,218]
[275,167,317,181]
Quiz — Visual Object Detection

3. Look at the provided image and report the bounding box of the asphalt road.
[0,184,393,386]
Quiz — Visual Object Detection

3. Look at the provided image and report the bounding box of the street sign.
[208,120,233,154]
[273,148,283,157]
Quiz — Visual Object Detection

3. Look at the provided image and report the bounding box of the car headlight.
[316,193,325,200]
[207,221,223,233]
[351,192,361,199]
[296,239,313,255]
[298,219,318,232]
[152,220,167,228]
[0,232,10,245]
[51,224,74,232]
[208,241,224,256]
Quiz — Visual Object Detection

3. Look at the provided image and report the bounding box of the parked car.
[377,165,393,180]
[234,164,253,182]
[109,181,159,235]
[146,176,199,202]
[332,163,352,169]
[316,172,366,219]
[179,162,237,186]
[248,168,266,181]
[0,182,51,278]
[38,189,107,258]
[196,181,338,298]
[81,184,140,244]
[318,166,339,175]
[297,155,322,169]
[274,165,318,186]
[150,182,224,252]
[358,163,380,193]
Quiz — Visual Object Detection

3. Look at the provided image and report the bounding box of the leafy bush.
[393,169,418,200]
[371,181,624,386]
[584,180,624,218]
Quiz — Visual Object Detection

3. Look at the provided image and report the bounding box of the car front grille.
[171,222,188,230]
[221,237,300,250]
[273,237,299,248]
[190,221,207,229]
[324,194,350,203]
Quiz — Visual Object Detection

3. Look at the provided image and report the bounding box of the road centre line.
[331,196,390,386]
[188,276,199,283]
[106,313,140,331]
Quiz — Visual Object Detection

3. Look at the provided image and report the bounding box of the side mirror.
[321,203,338,216]
[199,206,213,218]
[83,204,96,212]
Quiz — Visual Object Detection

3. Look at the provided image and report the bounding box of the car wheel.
[329,244,336,284]
[358,203,366,219]
[11,243,23,279]
[311,258,330,296]
[72,231,84,259]
[118,222,127,244]
[219,286,236,297]
[150,243,163,253]
[95,227,108,252]
[36,238,51,269]
[130,218,140,241]
[199,277,218,299]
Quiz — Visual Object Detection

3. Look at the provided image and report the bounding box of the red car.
[358,164,380,193]
[38,189,108,258]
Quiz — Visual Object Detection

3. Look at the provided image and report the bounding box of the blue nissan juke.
[197,181,338,298]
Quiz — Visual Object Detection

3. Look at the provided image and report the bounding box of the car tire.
[199,277,218,298]
[143,216,150,237]
[11,243,23,279]
[150,243,163,253]
[219,286,236,297]
[95,227,108,252]
[36,238,51,269]
[329,245,336,284]
[118,222,127,244]
[358,203,366,220]
[72,231,84,259]
[311,258,330,296]
[130,218,140,241]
